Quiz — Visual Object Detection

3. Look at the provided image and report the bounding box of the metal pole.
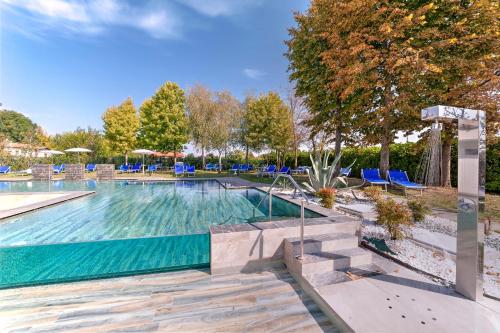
[269,192,272,221]
[300,200,305,260]
[456,116,485,301]
[421,105,485,301]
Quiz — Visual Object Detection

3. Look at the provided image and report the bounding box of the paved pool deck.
[0,191,94,220]
[294,250,500,333]
[0,268,338,333]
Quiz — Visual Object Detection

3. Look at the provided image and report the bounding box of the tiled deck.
[0,268,338,333]
[0,191,94,220]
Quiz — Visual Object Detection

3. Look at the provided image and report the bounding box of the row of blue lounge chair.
[361,168,426,194]
[0,164,98,174]
[204,163,221,171]
[0,166,11,174]
[229,164,255,174]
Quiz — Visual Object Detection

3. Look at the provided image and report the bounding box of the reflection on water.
[0,180,320,246]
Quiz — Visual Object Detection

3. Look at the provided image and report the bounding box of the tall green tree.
[286,4,360,165]
[244,92,293,167]
[138,82,188,157]
[102,97,139,165]
[186,84,215,168]
[210,91,241,171]
[0,110,39,143]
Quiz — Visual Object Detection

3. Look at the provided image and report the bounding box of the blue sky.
[0,0,308,135]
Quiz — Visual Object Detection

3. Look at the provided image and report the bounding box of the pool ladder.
[253,174,309,260]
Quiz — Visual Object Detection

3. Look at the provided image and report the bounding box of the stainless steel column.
[456,115,486,301]
[421,105,485,301]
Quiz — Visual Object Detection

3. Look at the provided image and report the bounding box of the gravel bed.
[363,223,500,298]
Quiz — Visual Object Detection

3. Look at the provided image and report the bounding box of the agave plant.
[303,151,347,193]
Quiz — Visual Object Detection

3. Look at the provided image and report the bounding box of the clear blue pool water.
[0,180,321,288]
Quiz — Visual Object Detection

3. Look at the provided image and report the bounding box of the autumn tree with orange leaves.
[287,0,498,180]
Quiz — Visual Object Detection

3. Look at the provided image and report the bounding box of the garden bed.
[362,221,500,298]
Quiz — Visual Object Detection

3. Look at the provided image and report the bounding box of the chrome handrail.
[254,174,309,212]
[252,174,309,261]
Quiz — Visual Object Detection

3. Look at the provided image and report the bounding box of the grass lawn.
[237,172,310,185]
[403,187,500,224]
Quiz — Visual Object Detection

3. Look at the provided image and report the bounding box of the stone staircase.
[284,232,373,280]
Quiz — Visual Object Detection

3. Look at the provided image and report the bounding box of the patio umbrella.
[164,152,185,164]
[131,149,155,174]
[64,147,92,163]
[39,149,65,164]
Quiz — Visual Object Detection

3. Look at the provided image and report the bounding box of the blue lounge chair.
[86,164,96,172]
[128,163,142,173]
[230,164,239,174]
[239,164,249,173]
[186,165,196,177]
[361,168,390,190]
[118,164,129,172]
[0,166,10,174]
[214,163,221,171]
[174,164,184,177]
[277,166,290,176]
[205,163,214,171]
[387,170,427,195]
[261,165,277,177]
[53,164,65,174]
[248,164,254,171]
[340,167,352,177]
[147,165,157,173]
[291,166,307,175]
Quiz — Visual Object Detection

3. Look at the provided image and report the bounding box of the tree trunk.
[201,146,205,169]
[334,123,342,175]
[441,139,452,187]
[218,152,222,173]
[294,146,298,169]
[125,152,128,165]
[245,145,249,165]
[380,135,390,179]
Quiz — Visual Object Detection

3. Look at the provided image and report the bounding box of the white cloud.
[243,68,266,80]
[178,0,263,17]
[0,0,182,39]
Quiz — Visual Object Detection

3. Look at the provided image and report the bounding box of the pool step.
[284,233,358,257]
[284,233,372,276]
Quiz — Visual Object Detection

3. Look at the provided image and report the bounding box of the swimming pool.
[0,180,321,288]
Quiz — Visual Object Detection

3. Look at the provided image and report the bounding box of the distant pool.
[0,180,321,288]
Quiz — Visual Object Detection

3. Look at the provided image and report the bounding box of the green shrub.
[407,198,431,222]
[317,187,336,209]
[376,198,413,240]
[363,186,383,200]
[364,186,413,240]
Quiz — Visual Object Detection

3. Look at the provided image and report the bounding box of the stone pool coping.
[0,191,95,220]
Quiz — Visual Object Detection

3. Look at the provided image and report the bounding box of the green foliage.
[243,92,293,165]
[186,84,215,163]
[407,198,431,223]
[138,82,188,153]
[485,138,500,193]
[341,143,423,180]
[364,186,413,240]
[0,109,44,144]
[50,127,110,164]
[304,151,346,193]
[102,97,139,161]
